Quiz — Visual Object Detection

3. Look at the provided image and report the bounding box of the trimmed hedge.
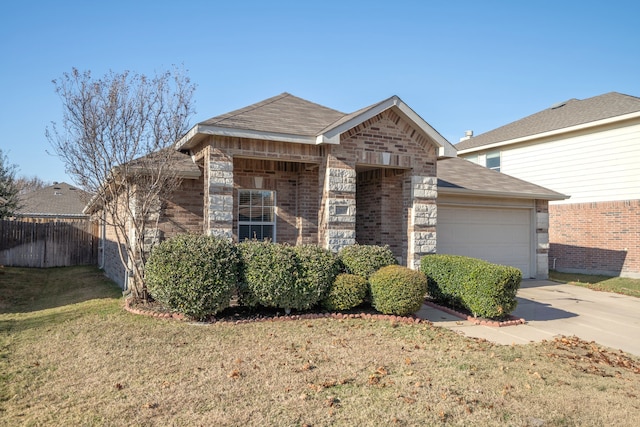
[321,273,369,311]
[338,244,397,279]
[238,240,300,310]
[239,241,338,311]
[145,234,239,320]
[420,254,522,319]
[293,245,342,308]
[369,265,428,316]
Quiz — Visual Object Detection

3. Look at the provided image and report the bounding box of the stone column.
[536,200,550,279]
[406,175,437,269]
[322,164,356,252]
[206,149,234,239]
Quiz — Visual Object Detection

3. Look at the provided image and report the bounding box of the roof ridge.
[456,91,640,150]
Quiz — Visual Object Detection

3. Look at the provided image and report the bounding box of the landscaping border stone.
[422,299,525,327]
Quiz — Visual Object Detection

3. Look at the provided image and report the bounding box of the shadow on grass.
[0,265,121,314]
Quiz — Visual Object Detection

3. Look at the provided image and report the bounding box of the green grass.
[1,266,640,426]
[550,270,640,298]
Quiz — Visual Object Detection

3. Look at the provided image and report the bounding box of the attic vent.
[54,191,63,196]
[550,102,566,109]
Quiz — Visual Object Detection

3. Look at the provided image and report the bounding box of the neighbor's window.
[238,190,276,241]
[486,151,501,172]
[465,154,479,164]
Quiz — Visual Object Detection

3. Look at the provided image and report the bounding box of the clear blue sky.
[1,0,639,185]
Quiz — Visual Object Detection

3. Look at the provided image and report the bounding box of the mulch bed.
[422,299,525,327]
[124,298,430,326]
[125,297,524,327]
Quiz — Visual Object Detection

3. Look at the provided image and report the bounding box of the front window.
[486,151,501,172]
[238,189,276,241]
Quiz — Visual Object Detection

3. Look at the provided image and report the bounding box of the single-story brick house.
[456,92,640,278]
[94,93,565,289]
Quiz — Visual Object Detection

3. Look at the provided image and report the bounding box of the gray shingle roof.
[456,92,640,151]
[437,157,567,200]
[17,182,90,217]
[199,92,347,136]
[127,148,201,178]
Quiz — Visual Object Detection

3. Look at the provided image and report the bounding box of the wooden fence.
[0,219,98,267]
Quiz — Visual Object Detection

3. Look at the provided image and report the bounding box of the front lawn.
[1,266,639,426]
[550,270,640,298]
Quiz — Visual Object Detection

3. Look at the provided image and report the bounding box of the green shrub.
[321,273,369,311]
[369,265,428,316]
[420,254,522,319]
[338,244,397,279]
[238,240,299,310]
[240,241,336,311]
[293,245,341,308]
[145,234,239,320]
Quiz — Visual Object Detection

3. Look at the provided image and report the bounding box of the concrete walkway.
[416,280,640,356]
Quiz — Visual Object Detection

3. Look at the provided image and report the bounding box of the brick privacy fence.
[549,199,640,278]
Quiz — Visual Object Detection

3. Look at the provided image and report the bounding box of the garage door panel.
[437,206,532,278]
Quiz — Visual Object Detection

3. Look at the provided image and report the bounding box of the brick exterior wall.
[188,108,439,268]
[356,169,405,261]
[97,177,205,289]
[233,158,319,245]
[158,176,205,237]
[330,109,438,267]
[549,199,640,278]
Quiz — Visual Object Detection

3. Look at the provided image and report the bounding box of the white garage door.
[437,206,532,278]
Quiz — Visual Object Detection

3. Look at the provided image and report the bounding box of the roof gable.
[437,157,567,200]
[457,92,640,151]
[176,93,455,155]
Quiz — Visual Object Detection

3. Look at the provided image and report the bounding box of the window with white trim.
[238,190,276,241]
[486,151,501,172]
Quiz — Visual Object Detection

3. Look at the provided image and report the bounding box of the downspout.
[98,210,106,269]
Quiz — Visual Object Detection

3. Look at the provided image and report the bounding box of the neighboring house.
[15,182,90,222]
[93,93,564,289]
[456,92,640,278]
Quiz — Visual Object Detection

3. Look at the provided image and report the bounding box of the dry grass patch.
[1,267,640,426]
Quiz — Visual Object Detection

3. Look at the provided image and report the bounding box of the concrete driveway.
[416,280,640,356]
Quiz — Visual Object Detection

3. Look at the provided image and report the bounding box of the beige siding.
[497,121,640,204]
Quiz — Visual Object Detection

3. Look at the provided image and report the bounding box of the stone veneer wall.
[205,147,234,239]
[549,199,640,278]
[326,109,438,268]
[535,199,550,279]
[192,109,439,268]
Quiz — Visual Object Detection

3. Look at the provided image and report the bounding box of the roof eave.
[458,110,640,154]
[16,213,89,218]
[176,124,318,149]
[437,186,569,201]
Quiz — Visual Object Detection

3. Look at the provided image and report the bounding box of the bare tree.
[15,176,50,195]
[47,67,196,298]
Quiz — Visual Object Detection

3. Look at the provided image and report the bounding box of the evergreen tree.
[0,149,20,219]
